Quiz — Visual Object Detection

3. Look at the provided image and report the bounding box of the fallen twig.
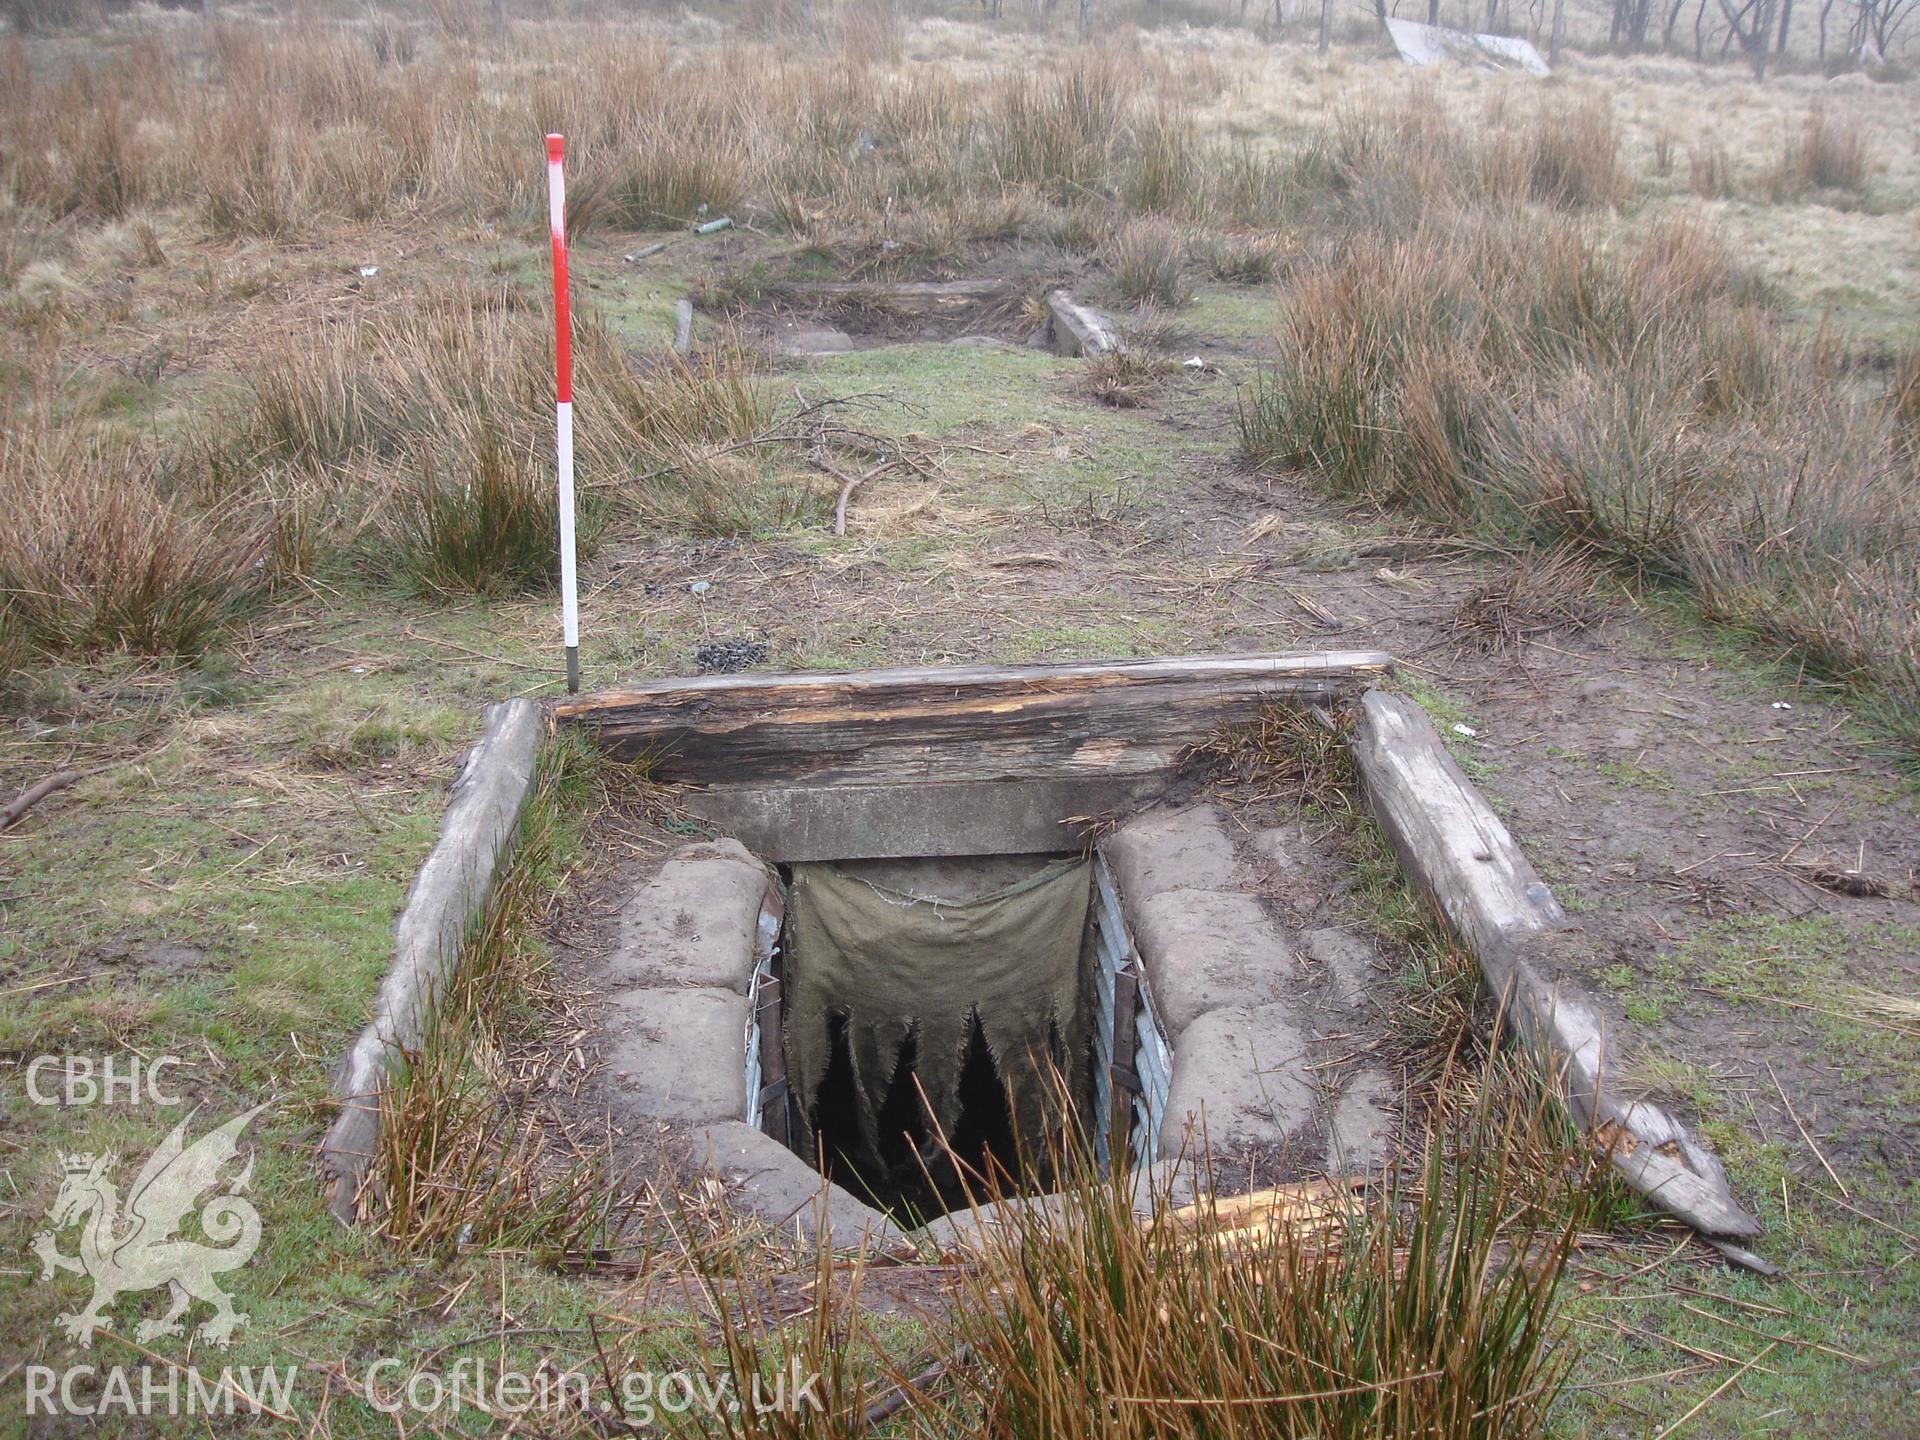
[1766,1060,1849,1199]
[826,458,897,536]
[1648,1341,1778,1440]
[0,769,76,832]
[863,1344,970,1428]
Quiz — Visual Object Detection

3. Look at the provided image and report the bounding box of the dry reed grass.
[1238,212,1920,756]
[1105,216,1195,308]
[224,284,806,558]
[925,1064,1592,1440]
[0,427,277,660]
[0,24,1642,260]
[1766,105,1874,197]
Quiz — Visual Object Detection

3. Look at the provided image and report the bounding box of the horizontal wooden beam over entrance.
[554,651,1392,860]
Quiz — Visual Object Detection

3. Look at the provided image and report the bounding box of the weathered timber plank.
[1047,290,1123,357]
[575,691,1275,783]
[1352,689,1760,1239]
[318,698,544,1225]
[556,651,1391,781]
[781,279,1010,303]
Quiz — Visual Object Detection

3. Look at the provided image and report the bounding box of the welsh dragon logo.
[32,1105,266,1347]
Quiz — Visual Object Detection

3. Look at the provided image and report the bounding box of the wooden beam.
[1352,690,1760,1240]
[1047,290,1123,356]
[555,651,1392,785]
[780,279,1011,303]
[319,698,544,1225]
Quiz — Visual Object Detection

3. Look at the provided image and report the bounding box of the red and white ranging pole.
[545,132,581,695]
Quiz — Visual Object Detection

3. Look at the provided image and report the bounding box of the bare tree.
[1320,0,1334,48]
[1610,0,1657,48]
[1661,0,1689,48]
[1715,0,1770,64]
[1852,0,1917,58]
[1078,0,1093,39]
[1551,0,1568,56]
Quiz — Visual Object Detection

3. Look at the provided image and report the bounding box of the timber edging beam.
[317,698,545,1226]
[1351,688,1762,1243]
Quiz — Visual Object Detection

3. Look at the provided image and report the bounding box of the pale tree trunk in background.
[1775,0,1792,49]
[1753,0,1774,73]
[1662,0,1687,48]
[1427,0,1440,22]
[1078,0,1093,39]
[1320,0,1334,47]
[1550,0,1567,59]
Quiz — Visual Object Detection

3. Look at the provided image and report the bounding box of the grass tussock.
[224,285,800,557]
[1766,106,1873,198]
[1192,229,1288,283]
[396,427,558,597]
[1078,346,1176,409]
[0,429,276,660]
[1239,215,1920,758]
[1454,549,1602,654]
[1203,700,1358,817]
[1105,217,1195,309]
[1509,96,1626,210]
[932,1073,1589,1440]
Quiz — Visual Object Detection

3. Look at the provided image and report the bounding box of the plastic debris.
[1772,701,1793,710]
[358,265,379,278]
[694,217,733,235]
[1452,723,1479,738]
[1183,355,1206,369]
[690,580,713,595]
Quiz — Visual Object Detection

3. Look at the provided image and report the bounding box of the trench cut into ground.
[554,652,1394,1232]
[767,853,1103,1223]
[331,651,1763,1254]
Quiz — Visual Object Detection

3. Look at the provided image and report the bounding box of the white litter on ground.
[1383,18,1551,75]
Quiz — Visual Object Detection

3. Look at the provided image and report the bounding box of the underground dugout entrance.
[752,852,1153,1222]
[555,651,1396,1221]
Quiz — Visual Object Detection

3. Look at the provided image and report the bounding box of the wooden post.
[1108,964,1140,1157]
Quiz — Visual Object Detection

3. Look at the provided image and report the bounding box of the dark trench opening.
[810,1011,1036,1220]
[774,854,1101,1225]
